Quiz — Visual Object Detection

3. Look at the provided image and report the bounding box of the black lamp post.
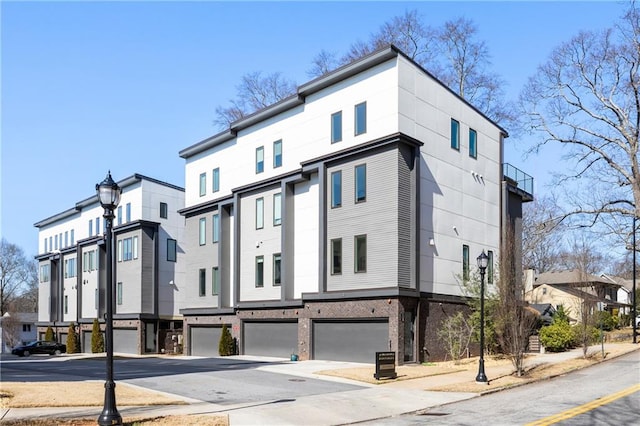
[476,250,489,384]
[96,171,122,426]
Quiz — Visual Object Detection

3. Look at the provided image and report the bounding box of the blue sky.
[1,1,626,258]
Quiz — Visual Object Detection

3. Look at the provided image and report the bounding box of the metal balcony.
[503,163,534,201]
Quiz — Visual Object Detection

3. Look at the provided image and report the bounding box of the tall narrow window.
[331,111,342,143]
[355,164,366,203]
[469,128,477,158]
[132,236,139,260]
[88,221,92,238]
[256,198,264,229]
[95,218,100,235]
[331,171,342,208]
[273,140,282,168]
[355,235,367,273]
[331,238,342,275]
[95,289,98,309]
[199,269,206,297]
[117,206,123,225]
[273,193,282,226]
[488,250,494,284]
[126,203,131,222]
[212,168,220,193]
[451,118,460,150]
[273,253,281,286]
[64,231,68,248]
[212,214,220,243]
[463,245,470,281]
[160,202,168,219]
[49,236,52,251]
[117,240,123,262]
[44,239,48,253]
[199,218,206,245]
[70,229,74,245]
[355,102,367,135]
[256,146,264,174]
[123,238,132,261]
[255,256,264,287]
[167,239,177,262]
[117,282,123,305]
[64,295,68,314]
[212,267,220,295]
[199,172,206,196]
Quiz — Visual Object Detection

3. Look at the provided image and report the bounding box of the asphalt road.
[358,350,640,426]
[0,354,364,406]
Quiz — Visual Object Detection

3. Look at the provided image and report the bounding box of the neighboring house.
[0,312,37,353]
[529,304,556,326]
[34,174,185,354]
[525,269,627,323]
[178,45,533,363]
[602,274,634,317]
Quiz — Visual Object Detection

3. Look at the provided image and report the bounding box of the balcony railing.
[503,163,534,197]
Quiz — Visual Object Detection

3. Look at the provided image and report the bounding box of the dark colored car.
[11,340,66,357]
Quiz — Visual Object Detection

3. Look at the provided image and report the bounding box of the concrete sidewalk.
[2,343,638,425]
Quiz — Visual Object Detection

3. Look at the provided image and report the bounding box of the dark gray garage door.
[82,330,102,353]
[190,326,222,357]
[113,329,138,354]
[313,320,389,363]
[243,321,298,358]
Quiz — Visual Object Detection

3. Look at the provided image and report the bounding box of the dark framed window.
[255,256,264,287]
[451,118,460,150]
[167,239,177,262]
[212,267,220,295]
[355,102,367,135]
[273,253,281,286]
[199,269,206,297]
[64,295,68,314]
[117,282,123,305]
[355,164,366,203]
[488,250,494,284]
[331,170,342,208]
[469,128,477,158]
[331,238,342,275]
[126,203,131,222]
[117,206,123,225]
[273,140,282,168]
[355,234,367,273]
[212,214,220,243]
[199,218,206,245]
[160,202,168,219]
[331,111,342,143]
[273,193,282,226]
[213,168,220,192]
[256,146,264,174]
[463,244,470,281]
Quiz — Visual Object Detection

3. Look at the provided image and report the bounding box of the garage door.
[313,320,389,363]
[113,329,138,354]
[244,321,298,358]
[190,326,222,357]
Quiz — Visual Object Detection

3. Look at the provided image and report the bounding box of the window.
[44,239,48,253]
[132,236,138,260]
[255,256,264,287]
[199,218,206,245]
[117,282,123,305]
[256,198,264,229]
[88,250,96,271]
[54,234,59,250]
[22,324,31,332]
[64,258,76,278]
[95,218,100,235]
[273,253,281,286]
[199,269,206,297]
[212,267,220,295]
[451,118,460,150]
[40,264,50,282]
[83,252,88,272]
[126,203,131,222]
[117,206,123,225]
[463,244,470,281]
[273,140,282,168]
[331,238,342,275]
[160,202,168,219]
[331,111,342,143]
[95,289,98,310]
[355,235,367,273]
[256,146,264,174]
[123,238,132,261]
[212,214,220,243]
[64,296,68,314]
[273,193,282,226]
[488,250,494,284]
[49,236,52,251]
[199,172,206,196]
[331,171,342,208]
[355,164,366,203]
[469,128,477,158]
[117,240,123,262]
[355,102,367,135]
[70,229,74,245]
[88,221,92,238]
[167,239,177,262]
[64,231,68,248]
[212,168,220,193]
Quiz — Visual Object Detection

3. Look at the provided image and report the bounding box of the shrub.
[44,326,54,342]
[66,322,79,354]
[594,311,616,331]
[539,321,575,352]
[218,324,234,356]
[91,318,104,353]
[437,311,473,363]
[572,324,600,346]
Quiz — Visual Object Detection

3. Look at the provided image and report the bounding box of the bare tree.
[0,239,32,316]
[520,2,640,242]
[11,260,38,313]
[522,195,569,272]
[437,311,473,364]
[1,309,22,349]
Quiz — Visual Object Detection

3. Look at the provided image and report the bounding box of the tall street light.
[476,250,489,384]
[96,171,122,426]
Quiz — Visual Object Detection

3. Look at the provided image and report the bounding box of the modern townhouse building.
[178,45,533,363]
[34,174,185,354]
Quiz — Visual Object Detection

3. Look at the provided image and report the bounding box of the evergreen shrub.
[91,318,104,353]
[66,322,79,354]
[218,324,234,356]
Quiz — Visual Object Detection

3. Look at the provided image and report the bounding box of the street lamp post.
[96,171,122,426]
[476,250,489,384]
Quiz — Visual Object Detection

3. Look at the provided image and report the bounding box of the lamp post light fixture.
[475,250,489,384]
[96,171,122,426]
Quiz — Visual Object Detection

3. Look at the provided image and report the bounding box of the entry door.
[145,321,157,353]
[404,311,415,362]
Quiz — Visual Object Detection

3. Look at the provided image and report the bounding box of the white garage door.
[313,320,389,363]
[243,322,298,358]
[113,329,138,354]
[190,326,222,357]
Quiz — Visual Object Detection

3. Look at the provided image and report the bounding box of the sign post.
[374,351,397,380]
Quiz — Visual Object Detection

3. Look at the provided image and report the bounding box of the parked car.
[11,340,66,357]
[636,315,640,327]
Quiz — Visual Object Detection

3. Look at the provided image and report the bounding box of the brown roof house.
[524,269,627,324]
